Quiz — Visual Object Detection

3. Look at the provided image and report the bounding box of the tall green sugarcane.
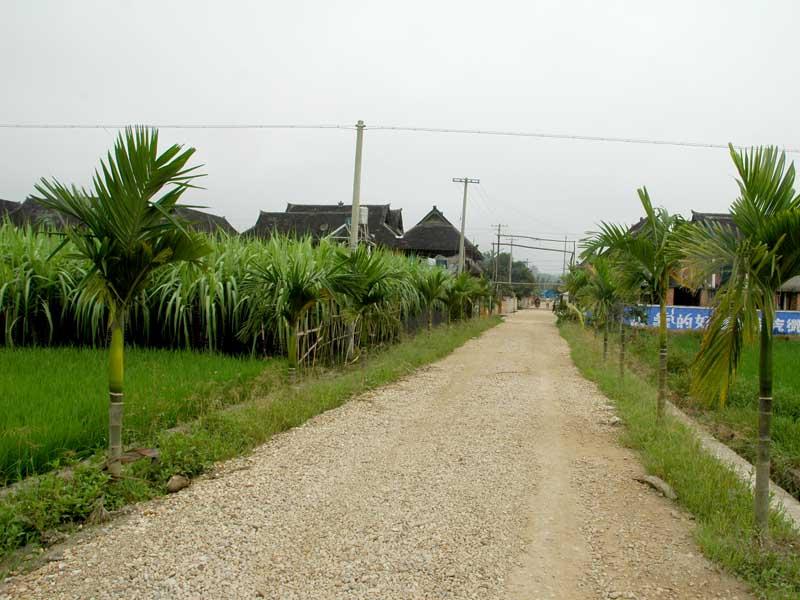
[680,145,800,539]
[240,237,345,373]
[583,189,684,420]
[34,126,210,476]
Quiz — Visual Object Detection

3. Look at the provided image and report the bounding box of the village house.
[633,210,800,310]
[175,207,238,235]
[688,211,800,310]
[399,206,483,274]
[245,202,483,273]
[0,198,19,218]
[1,197,236,235]
[6,197,78,228]
[245,202,404,248]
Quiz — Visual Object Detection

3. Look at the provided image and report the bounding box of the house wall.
[501,296,517,314]
[699,289,712,307]
[778,292,800,311]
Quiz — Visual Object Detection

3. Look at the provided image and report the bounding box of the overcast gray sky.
[2,0,799,274]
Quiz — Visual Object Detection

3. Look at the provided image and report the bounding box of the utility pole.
[508,236,514,284]
[346,120,365,363]
[349,120,366,250]
[491,224,507,286]
[452,177,480,274]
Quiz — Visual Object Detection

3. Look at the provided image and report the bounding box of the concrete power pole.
[491,224,506,286]
[349,120,366,250]
[346,120,365,362]
[508,237,514,284]
[452,177,479,274]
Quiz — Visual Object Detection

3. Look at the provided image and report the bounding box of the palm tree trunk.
[346,320,356,361]
[108,315,124,477]
[619,316,625,380]
[428,306,433,330]
[657,275,668,420]
[603,319,609,361]
[755,312,773,539]
[288,318,299,379]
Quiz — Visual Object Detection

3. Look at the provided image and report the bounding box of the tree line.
[565,145,800,541]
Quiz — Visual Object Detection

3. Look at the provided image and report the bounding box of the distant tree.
[483,251,539,298]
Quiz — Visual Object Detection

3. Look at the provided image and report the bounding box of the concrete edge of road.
[666,401,800,532]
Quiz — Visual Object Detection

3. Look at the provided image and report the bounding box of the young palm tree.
[444,272,478,323]
[583,188,684,418]
[576,257,628,362]
[34,126,210,476]
[416,267,451,329]
[680,145,800,539]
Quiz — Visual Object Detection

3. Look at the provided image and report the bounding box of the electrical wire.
[368,125,800,154]
[1,121,796,154]
[0,123,355,131]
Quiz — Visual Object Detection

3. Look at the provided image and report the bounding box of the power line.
[1,121,797,153]
[368,125,800,154]
[501,233,578,244]
[0,123,355,131]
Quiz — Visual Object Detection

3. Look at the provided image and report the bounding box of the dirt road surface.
[1,311,752,599]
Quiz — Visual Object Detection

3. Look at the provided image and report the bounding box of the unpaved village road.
[1,311,753,600]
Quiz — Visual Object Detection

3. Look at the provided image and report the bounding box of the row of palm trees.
[6,126,494,476]
[569,144,800,540]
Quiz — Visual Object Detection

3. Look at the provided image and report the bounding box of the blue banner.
[626,305,800,335]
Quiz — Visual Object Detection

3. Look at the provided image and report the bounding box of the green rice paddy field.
[626,328,800,497]
[0,347,274,483]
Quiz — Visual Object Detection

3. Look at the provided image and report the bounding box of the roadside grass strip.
[560,322,800,600]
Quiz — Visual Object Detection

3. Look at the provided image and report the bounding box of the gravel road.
[1,311,753,599]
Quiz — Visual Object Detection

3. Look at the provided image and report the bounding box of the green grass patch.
[623,328,800,498]
[0,317,500,572]
[0,346,277,483]
[560,322,800,600]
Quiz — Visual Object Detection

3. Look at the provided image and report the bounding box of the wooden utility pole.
[349,120,366,250]
[452,177,479,274]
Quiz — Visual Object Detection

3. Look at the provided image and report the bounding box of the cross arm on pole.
[496,241,572,253]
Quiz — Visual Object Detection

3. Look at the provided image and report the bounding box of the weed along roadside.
[559,321,800,599]
[0,316,500,574]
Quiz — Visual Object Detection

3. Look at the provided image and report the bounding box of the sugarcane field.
[3,3,800,599]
